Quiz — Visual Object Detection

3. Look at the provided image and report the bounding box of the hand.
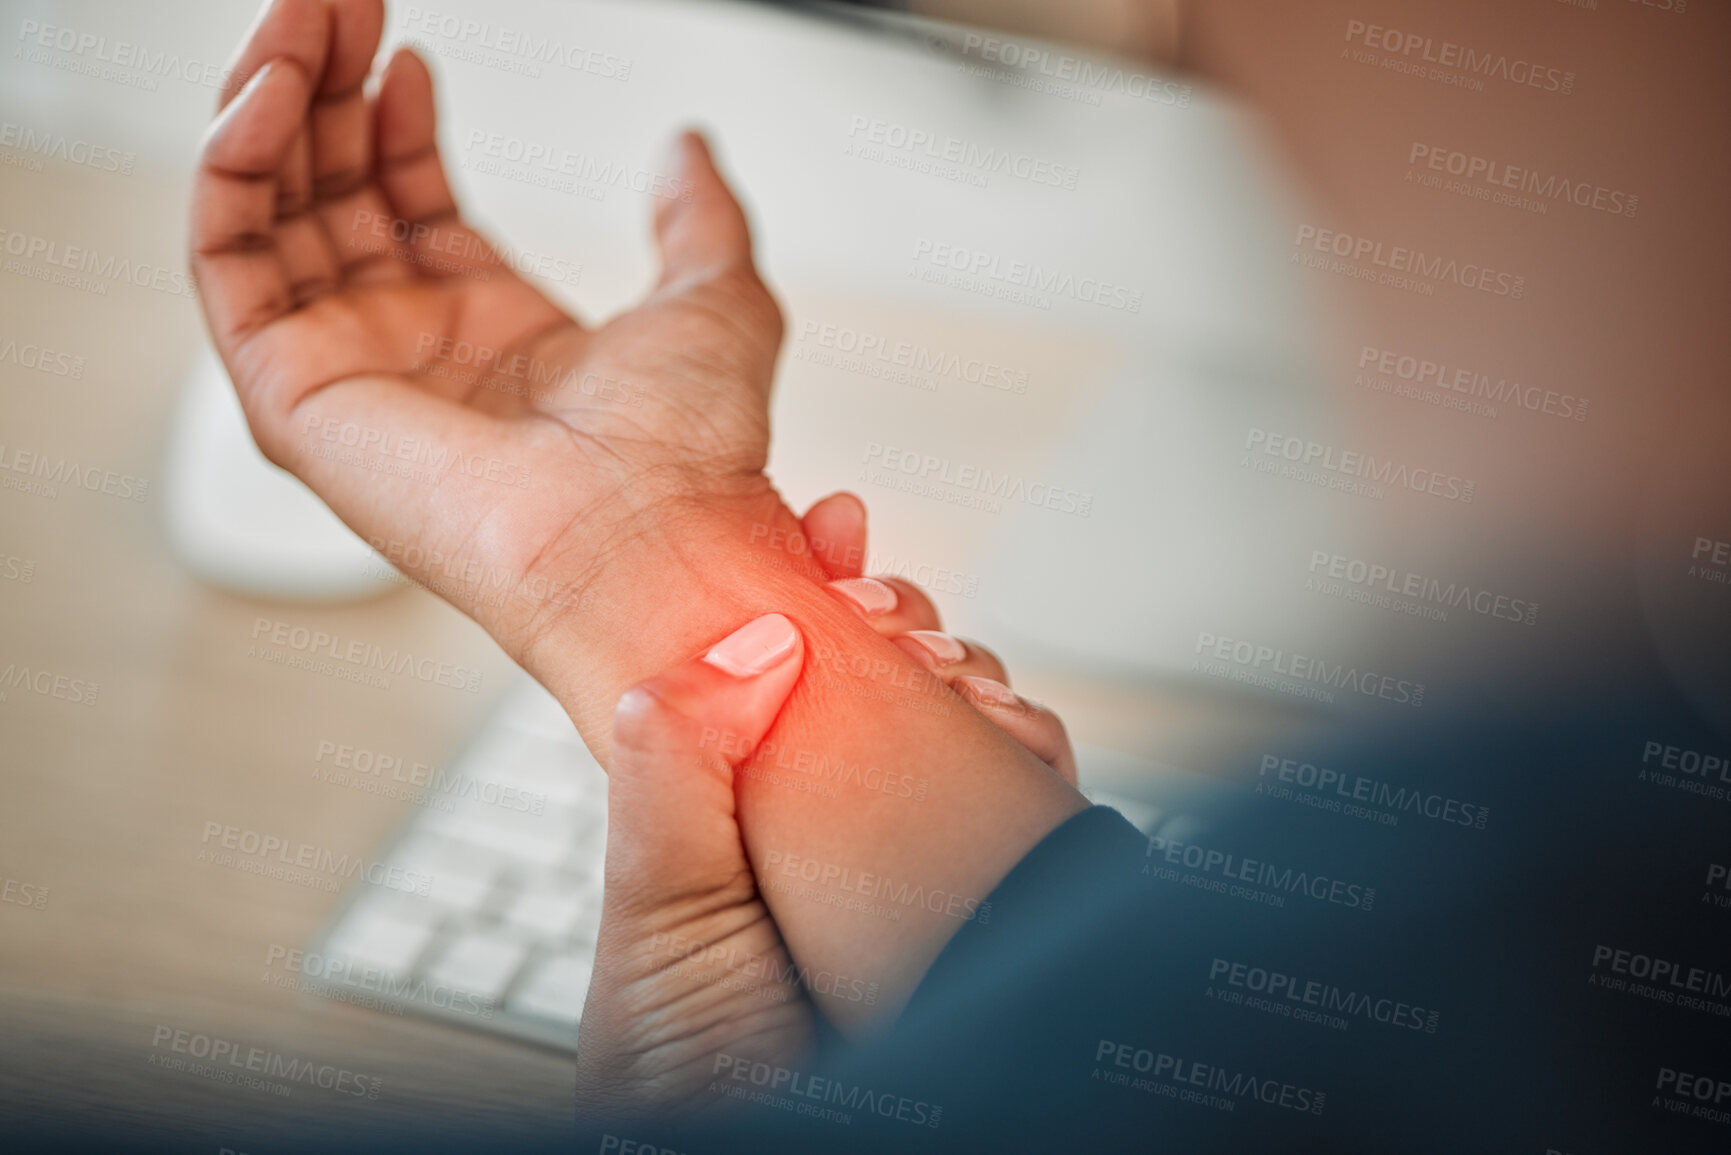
[193,0,803,688]
[797,493,1078,788]
[195,0,1090,1036]
[578,496,1083,1117]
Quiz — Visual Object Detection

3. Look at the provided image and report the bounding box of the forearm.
[520,492,1088,1034]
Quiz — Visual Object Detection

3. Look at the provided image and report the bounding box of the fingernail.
[240,59,277,97]
[903,630,968,665]
[826,577,897,618]
[957,675,1020,709]
[703,613,800,677]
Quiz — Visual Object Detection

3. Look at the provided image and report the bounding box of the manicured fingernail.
[826,577,897,617]
[902,630,967,665]
[241,59,278,97]
[957,675,1019,709]
[703,613,800,677]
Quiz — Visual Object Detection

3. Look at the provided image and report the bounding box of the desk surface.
[0,142,1306,1147]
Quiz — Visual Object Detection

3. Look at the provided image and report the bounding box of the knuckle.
[612,684,674,748]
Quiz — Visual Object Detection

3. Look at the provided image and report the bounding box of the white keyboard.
[305,674,609,1051]
[303,680,1190,1052]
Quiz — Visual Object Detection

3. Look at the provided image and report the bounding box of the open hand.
[194,0,797,682]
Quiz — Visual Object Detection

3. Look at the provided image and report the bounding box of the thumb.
[652,130,758,288]
[603,613,804,901]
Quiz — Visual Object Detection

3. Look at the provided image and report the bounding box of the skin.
[578,502,1077,1118]
[190,0,1088,1044]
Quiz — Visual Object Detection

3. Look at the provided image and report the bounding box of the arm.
[192,0,1085,1033]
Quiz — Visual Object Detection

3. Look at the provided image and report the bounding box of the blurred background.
[2,0,1728,1150]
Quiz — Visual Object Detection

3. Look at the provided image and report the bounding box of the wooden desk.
[0,136,1308,1147]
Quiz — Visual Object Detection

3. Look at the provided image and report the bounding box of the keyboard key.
[320,892,440,976]
[508,949,594,1026]
[422,930,530,1006]
[389,833,506,910]
[502,881,589,939]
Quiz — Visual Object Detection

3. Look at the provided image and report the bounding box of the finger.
[276,211,344,304]
[311,0,397,280]
[280,123,314,217]
[823,576,943,635]
[892,631,1009,686]
[274,119,344,305]
[311,0,382,196]
[371,47,521,287]
[218,0,330,111]
[953,677,1078,788]
[191,59,315,352]
[604,614,805,899]
[799,492,867,580]
[639,131,782,402]
[652,132,757,288]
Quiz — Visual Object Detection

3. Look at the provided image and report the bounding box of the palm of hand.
[195,0,789,660]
